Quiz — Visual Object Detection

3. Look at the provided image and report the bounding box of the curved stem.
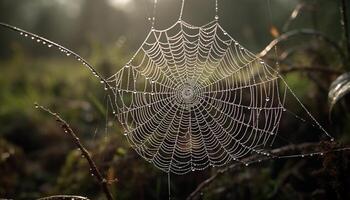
[187,143,350,200]
[0,22,115,95]
[258,29,347,66]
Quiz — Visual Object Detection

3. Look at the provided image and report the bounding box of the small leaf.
[328,72,350,112]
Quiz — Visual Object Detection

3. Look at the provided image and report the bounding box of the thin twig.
[187,142,350,200]
[340,0,350,62]
[0,22,116,99]
[258,29,346,66]
[35,103,114,200]
[279,65,344,75]
[282,2,305,32]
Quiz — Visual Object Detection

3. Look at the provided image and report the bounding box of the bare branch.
[187,142,350,200]
[0,22,115,97]
[282,3,305,32]
[35,103,115,200]
[258,29,346,66]
[279,65,344,75]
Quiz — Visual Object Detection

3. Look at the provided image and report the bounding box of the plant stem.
[35,103,115,200]
[187,143,350,200]
[340,0,350,63]
[259,29,346,66]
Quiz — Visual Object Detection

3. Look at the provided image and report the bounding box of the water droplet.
[125,65,129,68]
[266,97,270,102]
[35,105,39,109]
[104,87,108,91]
[245,163,249,167]
[20,32,23,35]
[42,41,46,45]
[100,80,104,84]
[331,138,335,142]
[215,15,219,20]
[320,153,324,156]
[112,111,116,114]
[133,91,137,94]
[36,39,41,42]
[283,108,287,112]
[48,44,52,48]
[151,80,155,84]
[31,37,35,40]
[24,34,28,37]
[124,133,127,136]
[91,173,94,176]
[148,17,151,21]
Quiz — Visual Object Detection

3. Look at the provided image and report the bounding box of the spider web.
[106,19,307,175]
[0,1,335,176]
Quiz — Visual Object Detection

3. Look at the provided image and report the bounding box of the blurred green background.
[0,0,350,199]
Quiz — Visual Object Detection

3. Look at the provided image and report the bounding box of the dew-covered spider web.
[104,0,334,175]
[0,0,338,177]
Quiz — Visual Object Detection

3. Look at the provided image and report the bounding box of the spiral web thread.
[104,16,334,174]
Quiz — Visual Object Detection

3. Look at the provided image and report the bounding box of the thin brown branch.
[258,29,346,66]
[35,103,114,200]
[279,65,344,75]
[282,3,305,32]
[187,142,350,200]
